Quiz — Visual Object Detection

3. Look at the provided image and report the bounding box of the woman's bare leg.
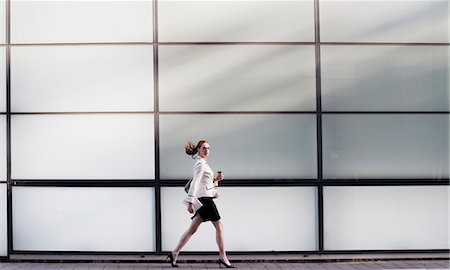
[212,220,231,265]
[172,215,203,262]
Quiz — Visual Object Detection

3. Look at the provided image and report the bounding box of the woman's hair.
[185,139,208,158]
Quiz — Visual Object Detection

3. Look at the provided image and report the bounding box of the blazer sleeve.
[185,161,204,204]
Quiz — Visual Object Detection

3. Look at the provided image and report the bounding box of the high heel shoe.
[166,252,178,267]
[218,258,236,268]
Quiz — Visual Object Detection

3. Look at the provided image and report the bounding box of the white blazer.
[185,157,218,205]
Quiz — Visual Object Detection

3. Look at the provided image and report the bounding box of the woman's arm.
[214,171,224,186]
[185,162,204,205]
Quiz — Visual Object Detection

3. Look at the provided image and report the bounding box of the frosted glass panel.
[159,0,314,42]
[13,187,155,252]
[321,46,449,112]
[159,45,316,111]
[0,184,6,256]
[11,114,155,179]
[159,114,317,179]
[323,114,449,179]
[11,45,154,112]
[320,0,449,43]
[161,187,317,251]
[324,186,450,250]
[10,0,153,43]
[0,116,5,181]
[0,0,5,44]
[0,46,5,112]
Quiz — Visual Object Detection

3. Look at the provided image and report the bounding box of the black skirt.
[192,197,221,222]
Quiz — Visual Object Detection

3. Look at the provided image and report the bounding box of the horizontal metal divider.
[1,42,449,46]
[4,111,449,115]
[8,179,450,187]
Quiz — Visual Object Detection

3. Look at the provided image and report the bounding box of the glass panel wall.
[10,0,153,44]
[321,45,449,112]
[0,0,448,256]
[0,46,5,113]
[0,0,5,44]
[322,114,449,179]
[11,114,155,180]
[324,186,450,250]
[12,186,156,252]
[11,45,154,112]
[159,114,317,179]
[0,38,4,254]
[161,187,317,251]
[158,0,315,42]
[320,0,449,43]
[0,116,5,182]
[0,184,6,256]
[159,45,316,112]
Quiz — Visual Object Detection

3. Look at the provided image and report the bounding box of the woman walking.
[167,140,235,268]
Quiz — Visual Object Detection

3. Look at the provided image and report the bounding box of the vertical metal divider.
[314,0,324,254]
[5,0,13,259]
[154,110,161,255]
[152,0,162,255]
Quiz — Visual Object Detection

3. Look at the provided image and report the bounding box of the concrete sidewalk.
[1,253,449,270]
[0,259,449,270]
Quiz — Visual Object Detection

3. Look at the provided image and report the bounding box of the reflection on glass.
[13,186,155,251]
[159,0,315,42]
[324,186,449,250]
[323,114,450,179]
[159,45,316,112]
[159,114,317,179]
[321,45,449,111]
[320,0,449,43]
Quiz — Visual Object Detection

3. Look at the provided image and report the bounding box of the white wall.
[1,0,449,254]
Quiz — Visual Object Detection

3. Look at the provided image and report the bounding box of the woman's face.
[198,142,210,159]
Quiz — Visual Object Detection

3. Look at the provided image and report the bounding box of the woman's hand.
[215,171,225,182]
[187,203,194,214]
